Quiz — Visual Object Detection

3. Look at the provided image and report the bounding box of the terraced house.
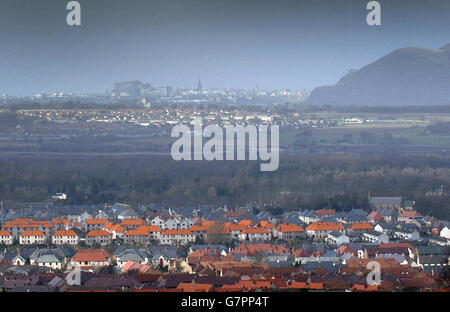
[124,225,162,245]
[104,223,126,239]
[239,228,271,242]
[84,218,109,232]
[114,248,149,268]
[160,229,195,245]
[19,230,47,245]
[71,249,110,269]
[2,219,55,239]
[0,230,14,245]
[52,230,79,245]
[306,222,345,239]
[86,230,112,246]
[275,224,306,240]
[120,218,146,230]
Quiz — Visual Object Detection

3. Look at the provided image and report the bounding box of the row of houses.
[1,215,448,248]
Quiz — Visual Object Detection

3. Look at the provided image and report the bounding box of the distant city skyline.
[0,0,450,96]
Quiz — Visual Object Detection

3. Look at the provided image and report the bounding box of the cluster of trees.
[338,131,409,145]
[0,154,449,220]
[290,104,450,114]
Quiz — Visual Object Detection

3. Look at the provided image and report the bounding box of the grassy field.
[280,113,450,149]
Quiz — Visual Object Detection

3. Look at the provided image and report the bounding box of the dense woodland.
[0,154,448,220]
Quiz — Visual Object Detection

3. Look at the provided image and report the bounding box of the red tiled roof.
[259,220,275,228]
[241,227,269,234]
[231,243,290,256]
[85,218,108,225]
[308,282,324,290]
[216,284,244,292]
[277,223,305,233]
[39,221,54,228]
[399,211,423,218]
[202,220,216,227]
[20,230,45,237]
[350,222,374,230]
[176,283,213,292]
[367,211,384,221]
[86,230,112,237]
[224,211,246,218]
[378,242,414,250]
[225,223,248,231]
[289,281,308,289]
[293,249,310,257]
[161,229,193,236]
[145,225,162,232]
[110,224,126,233]
[16,223,39,229]
[103,222,114,230]
[3,219,34,228]
[53,230,78,237]
[0,230,12,236]
[72,249,109,262]
[125,228,148,236]
[52,219,68,224]
[120,219,146,226]
[306,222,344,231]
[352,284,379,291]
[238,219,254,226]
[314,209,336,216]
[190,225,208,231]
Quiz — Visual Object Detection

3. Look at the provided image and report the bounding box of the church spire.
[197,77,202,91]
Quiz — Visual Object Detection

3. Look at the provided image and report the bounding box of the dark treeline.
[328,105,450,114]
[0,154,448,220]
[425,122,450,135]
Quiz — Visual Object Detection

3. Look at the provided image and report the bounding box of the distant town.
[0,80,307,107]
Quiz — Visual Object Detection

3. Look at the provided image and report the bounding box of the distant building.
[369,197,402,210]
[19,230,46,245]
[306,222,345,239]
[52,193,67,200]
[362,231,389,244]
[0,230,13,245]
[441,227,450,240]
[326,232,350,246]
[85,230,112,246]
[71,249,110,268]
[160,229,195,245]
[52,230,79,245]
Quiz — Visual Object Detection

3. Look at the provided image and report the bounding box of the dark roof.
[160,274,194,288]
[299,261,341,273]
[133,274,161,283]
[419,255,448,265]
[194,276,238,286]
[370,197,402,207]
[416,245,450,256]
[267,261,294,268]
[11,286,54,292]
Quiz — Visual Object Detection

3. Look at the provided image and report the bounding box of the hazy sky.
[1,0,449,95]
